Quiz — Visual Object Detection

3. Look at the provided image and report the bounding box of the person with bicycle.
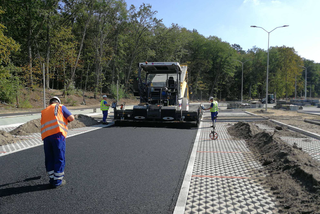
[205,96,219,128]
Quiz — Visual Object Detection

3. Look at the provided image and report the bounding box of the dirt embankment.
[0,114,99,146]
[228,122,320,213]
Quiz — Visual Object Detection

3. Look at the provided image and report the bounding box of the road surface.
[0,125,197,214]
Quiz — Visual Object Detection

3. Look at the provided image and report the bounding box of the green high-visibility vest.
[210,101,219,112]
[100,100,109,111]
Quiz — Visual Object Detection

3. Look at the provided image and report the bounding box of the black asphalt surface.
[0,126,197,214]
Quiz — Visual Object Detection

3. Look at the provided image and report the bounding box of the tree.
[125,3,161,86]
[269,46,303,99]
[51,27,78,95]
[0,7,21,104]
[0,8,20,65]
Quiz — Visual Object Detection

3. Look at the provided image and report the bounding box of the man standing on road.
[100,95,110,124]
[41,96,74,188]
[204,96,219,128]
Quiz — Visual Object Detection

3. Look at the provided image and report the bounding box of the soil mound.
[228,122,320,213]
[10,119,41,136]
[67,114,99,129]
[0,130,16,146]
[227,121,260,139]
[9,114,99,136]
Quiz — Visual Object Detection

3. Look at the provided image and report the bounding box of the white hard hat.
[209,96,214,101]
[50,96,61,104]
[102,95,107,98]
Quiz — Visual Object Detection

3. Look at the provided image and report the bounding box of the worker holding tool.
[204,96,219,128]
[41,96,74,188]
[100,95,110,124]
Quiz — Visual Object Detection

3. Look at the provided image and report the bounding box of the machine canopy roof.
[140,62,182,74]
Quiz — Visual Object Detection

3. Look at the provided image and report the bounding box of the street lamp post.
[299,66,307,99]
[251,25,289,111]
[299,65,313,100]
[236,60,250,103]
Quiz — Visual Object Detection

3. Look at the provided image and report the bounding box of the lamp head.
[250,25,257,28]
[283,25,289,27]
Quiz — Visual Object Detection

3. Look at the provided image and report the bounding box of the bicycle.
[209,116,218,140]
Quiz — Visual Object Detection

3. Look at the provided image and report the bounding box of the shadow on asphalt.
[0,176,51,197]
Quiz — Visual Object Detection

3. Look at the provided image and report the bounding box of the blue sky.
[125,0,320,63]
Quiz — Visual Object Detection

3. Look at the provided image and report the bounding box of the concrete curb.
[244,111,269,119]
[270,119,320,141]
[244,111,320,141]
[173,112,204,214]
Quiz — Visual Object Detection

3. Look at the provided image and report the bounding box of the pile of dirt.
[9,114,99,136]
[228,122,320,213]
[67,114,99,129]
[0,130,16,146]
[227,122,261,139]
[10,119,42,136]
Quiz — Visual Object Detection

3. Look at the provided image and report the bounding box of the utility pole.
[43,63,46,109]
[236,59,251,103]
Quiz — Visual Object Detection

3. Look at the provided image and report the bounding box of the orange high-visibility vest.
[41,104,69,140]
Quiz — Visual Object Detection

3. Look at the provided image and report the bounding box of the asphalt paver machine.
[114,62,202,127]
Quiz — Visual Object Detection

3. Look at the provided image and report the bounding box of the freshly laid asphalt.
[0,126,197,214]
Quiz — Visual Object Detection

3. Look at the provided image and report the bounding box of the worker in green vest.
[101,95,110,124]
[205,96,218,128]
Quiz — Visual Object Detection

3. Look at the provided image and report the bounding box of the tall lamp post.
[299,65,314,100]
[299,66,307,99]
[236,60,250,103]
[251,25,289,111]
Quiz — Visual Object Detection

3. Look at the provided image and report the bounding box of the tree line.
[0,0,319,106]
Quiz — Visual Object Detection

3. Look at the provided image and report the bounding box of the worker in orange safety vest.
[41,96,74,188]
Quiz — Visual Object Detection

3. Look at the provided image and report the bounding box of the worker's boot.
[52,179,66,189]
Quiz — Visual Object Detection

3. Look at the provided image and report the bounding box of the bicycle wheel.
[209,131,218,140]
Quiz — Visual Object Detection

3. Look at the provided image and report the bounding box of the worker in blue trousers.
[41,96,74,188]
[100,95,110,124]
[204,96,219,128]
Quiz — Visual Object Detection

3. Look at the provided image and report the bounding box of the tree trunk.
[28,39,33,88]
[112,35,119,84]
[192,66,202,100]
[46,18,50,89]
[63,58,66,98]
[67,10,92,90]
[27,5,33,88]
[82,65,89,105]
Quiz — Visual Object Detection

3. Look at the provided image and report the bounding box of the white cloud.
[271,0,281,4]
[243,0,261,5]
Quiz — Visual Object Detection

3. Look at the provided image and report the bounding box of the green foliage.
[19,99,33,108]
[0,0,319,107]
[0,7,20,65]
[110,83,126,100]
[65,97,78,106]
[0,63,21,103]
[65,82,77,96]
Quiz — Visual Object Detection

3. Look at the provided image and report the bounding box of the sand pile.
[228,122,320,213]
[10,119,42,136]
[0,130,16,146]
[9,114,99,136]
[67,114,99,129]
